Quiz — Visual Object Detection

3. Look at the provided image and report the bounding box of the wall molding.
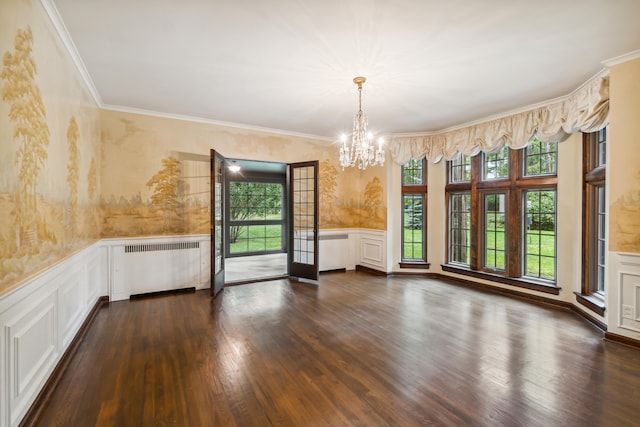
[39,0,103,106]
[101,105,332,143]
[0,243,103,427]
[18,296,108,427]
[602,49,640,67]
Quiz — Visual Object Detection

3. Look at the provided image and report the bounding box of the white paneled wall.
[358,229,386,272]
[318,229,386,273]
[0,242,102,427]
[609,252,640,340]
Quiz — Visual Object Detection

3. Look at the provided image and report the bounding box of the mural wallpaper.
[0,0,101,294]
[319,159,386,230]
[102,153,209,237]
[101,110,387,238]
[610,168,640,253]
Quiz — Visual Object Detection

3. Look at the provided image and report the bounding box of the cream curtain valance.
[390,73,609,164]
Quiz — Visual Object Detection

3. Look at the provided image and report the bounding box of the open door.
[210,149,226,297]
[288,161,319,281]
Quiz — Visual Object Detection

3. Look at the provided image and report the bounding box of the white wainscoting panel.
[358,230,387,272]
[614,252,640,335]
[105,235,210,301]
[8,291,57,426]
[0,242,102,427]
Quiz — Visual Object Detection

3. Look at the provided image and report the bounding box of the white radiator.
[111,240,202,301]
[319,233,349,271]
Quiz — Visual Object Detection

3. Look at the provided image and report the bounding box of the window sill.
[574,292,606,316]
[399,261,430,269]
[441,264,560,295]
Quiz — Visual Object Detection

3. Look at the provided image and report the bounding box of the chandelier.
[339,76,385,170]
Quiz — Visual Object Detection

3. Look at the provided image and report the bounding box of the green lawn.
[230,224,283,253]
[405,225,556,279]
[524,230,556,279]
[484,227,555,278]
[403,227,423,259]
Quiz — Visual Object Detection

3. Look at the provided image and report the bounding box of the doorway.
[210,153,319,293]
[224,159,287,283]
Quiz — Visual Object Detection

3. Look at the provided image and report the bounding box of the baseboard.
[604,332,640,349]
[355,265,389,276]
[390,271,436,277]
[18,296,109,427]
[569,305,607,332]
[320,268,347,274]
[130,286,195,299]
[434,273,570,309]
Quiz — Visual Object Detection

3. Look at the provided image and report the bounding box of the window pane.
[229,181,284,254]
[484,193,506,270]
[524,138,557,176]
[402,194,424,260]
[449,154,471,183]
[596,128,607,167]
[483,146,509,180]
[402,159,424,185]
[596,185,606,293]
[524,190,556,280]
[449,193,471,265]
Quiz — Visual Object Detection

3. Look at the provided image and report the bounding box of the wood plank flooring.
[33,271,640,426]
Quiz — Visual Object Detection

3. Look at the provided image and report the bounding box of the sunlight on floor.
[225,253,287,283]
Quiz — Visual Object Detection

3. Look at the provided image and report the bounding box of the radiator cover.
[111,240,203,301]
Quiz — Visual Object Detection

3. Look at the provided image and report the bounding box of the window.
[227,181,285,256]
[401,159,428,267]
[578,128,607,315]
[524,139,557,176]
[483,146,509,180]
[448,193,471,265]
[449,154,471,183]
[524,190,556,280]
[483,193,506,271]
[444,139,559,294]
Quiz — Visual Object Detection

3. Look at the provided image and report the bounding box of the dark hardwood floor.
[34,271,640,427]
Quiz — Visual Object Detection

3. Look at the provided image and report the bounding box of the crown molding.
[602,49,640,67]
[40,0,103,107]
[101,104,334,143]
[392,67,609,139]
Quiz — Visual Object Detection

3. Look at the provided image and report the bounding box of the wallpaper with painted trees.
[319,159,386,230]
[0,3,101,294]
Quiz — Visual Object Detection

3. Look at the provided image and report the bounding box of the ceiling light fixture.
[228,161,241,172]
[339,76,385,170]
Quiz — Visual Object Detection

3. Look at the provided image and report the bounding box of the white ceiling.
[53,0,640,140]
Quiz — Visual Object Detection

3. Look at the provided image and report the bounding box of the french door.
[211,156,319,289]
[288,161,319,281]
[210,149,225,297]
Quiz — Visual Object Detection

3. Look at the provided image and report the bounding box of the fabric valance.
[389,73,609,164]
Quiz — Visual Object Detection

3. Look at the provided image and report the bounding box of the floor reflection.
[225,253,287,283]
